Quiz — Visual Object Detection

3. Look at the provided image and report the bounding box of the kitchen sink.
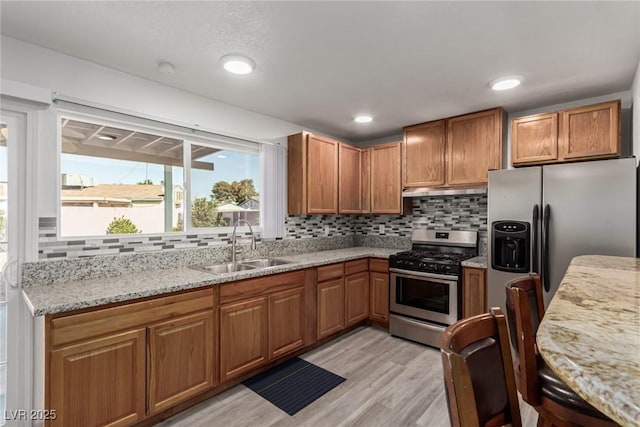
[190,262,257,274]
[190,258,292,274]
[240,258,292,268]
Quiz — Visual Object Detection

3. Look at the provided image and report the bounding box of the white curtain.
[259,143,286,238]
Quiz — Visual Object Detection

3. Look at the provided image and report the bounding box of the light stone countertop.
[536,255,640,427]
[461,256,487,269]
[22,247,398,317]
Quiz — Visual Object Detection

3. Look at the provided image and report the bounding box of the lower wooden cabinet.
[50,328,146,427]
[317,278,345,339]
[147,311,215,414]
[345,271,370,326]
[269,287,305,359]
[369,272,390,323]
[45,259,394,425]
[462,267,487,318]
[219,297,269,381]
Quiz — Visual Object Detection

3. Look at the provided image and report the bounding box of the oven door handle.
[389,268,458,283]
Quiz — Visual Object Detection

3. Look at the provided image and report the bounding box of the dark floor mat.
[243,357,345,416]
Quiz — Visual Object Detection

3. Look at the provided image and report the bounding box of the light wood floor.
[158,327,539,427]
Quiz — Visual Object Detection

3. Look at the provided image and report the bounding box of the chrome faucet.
[231,219,257,263]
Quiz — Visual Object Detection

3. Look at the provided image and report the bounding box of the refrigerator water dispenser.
[491,221,530,273]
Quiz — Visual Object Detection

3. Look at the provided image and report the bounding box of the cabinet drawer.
[50,288,214,348]
[369,258,389,273]
[345,259,368,276]
[219,270,306,305]
[317,263,344,282]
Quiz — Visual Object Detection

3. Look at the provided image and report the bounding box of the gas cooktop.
[389,229,478,276]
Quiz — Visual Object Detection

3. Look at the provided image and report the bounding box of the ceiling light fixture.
[220,54,256,75]
[97,134,117,141]
[158,61,175,75]
[354,115,373,123]
[490,76,523,91]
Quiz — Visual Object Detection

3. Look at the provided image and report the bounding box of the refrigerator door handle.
[532,204,539,274]
[542,204,551,292]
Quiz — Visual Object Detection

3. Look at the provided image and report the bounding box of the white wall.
[0,36,308,142]
[632,59,640,165]
[1,36,318,227]
[61,204,180,237]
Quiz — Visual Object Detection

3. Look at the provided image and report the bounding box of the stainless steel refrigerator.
[487,157,637,309]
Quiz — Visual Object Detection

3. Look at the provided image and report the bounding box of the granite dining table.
[537,255,640,427]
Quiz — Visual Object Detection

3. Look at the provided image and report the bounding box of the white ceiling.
[2,1,640,142]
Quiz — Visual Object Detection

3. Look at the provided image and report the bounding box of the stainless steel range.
[389,229,478,348]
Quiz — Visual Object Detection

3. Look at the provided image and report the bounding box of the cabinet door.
[370,141,402,214]
[345,271,370,326]
[307,134,338,214]
[147,311,215,414]
[462,267,486,318]
[269,287,305,359]
[317,278,345,339]
[361,147,371,214]
[50,329,146,427]
[403,120,446,187]
[447,108,502,185]
[338,143,362,214]
[370,272,389,323]
[511,113,558,165]
[559,100,620,161]
[220,297,269,381]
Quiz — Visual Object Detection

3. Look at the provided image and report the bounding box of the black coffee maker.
[491,221,530,273]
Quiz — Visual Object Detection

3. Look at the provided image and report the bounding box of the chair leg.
[537,415,553,427]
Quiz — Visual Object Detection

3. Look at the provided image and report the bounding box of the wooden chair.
[505,274,618,427]
[440,308,522,427]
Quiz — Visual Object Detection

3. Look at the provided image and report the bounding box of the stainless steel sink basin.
[240,258,292,268]
[191,262,257,274]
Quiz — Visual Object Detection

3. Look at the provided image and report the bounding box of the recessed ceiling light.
[158,61,175,75]
[97,134,117,141]
[220,54,256,75]
[216,154,227,159]
[490,76,523,91]
[354,115,373,123]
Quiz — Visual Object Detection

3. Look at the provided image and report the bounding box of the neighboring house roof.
[240,198,259,210]
[61,184,182,202]
[216,203,247,212]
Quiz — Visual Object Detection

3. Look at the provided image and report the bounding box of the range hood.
[402,186,487,198]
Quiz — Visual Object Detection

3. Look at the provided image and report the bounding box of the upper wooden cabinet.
[402,108,503,188]
[370,141,403,214]
[338,143,362,214]
[288,132,339,214]
[403,120,446,187]
[447,108,503,185]
[511,100,620,166]
[361,147,371,213]
[559,100,620,161]
[288,132,405,215]
[511,112,559,165]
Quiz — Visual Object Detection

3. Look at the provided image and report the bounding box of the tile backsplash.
[37,194,488,259]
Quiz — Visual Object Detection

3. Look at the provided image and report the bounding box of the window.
[59,117,260,237]
[188,144,259,229]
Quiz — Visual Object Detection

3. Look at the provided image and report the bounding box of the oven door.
[389,269,459,326]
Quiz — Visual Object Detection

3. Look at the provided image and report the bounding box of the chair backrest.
[440,308,522,427]
[504,273,545,405]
